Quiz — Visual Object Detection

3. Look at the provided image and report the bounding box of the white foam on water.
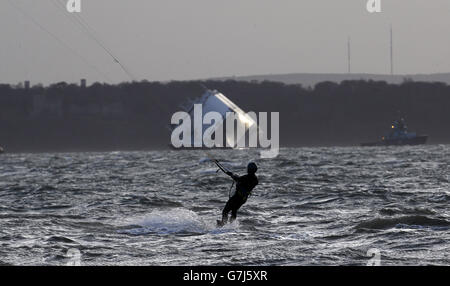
[117,208,238,235]
[119,208,207,235]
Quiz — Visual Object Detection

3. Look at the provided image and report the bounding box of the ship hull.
[361,135,428,147]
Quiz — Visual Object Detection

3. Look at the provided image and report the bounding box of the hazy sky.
[1,0,450,85]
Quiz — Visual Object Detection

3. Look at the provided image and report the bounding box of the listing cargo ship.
[361,119,428,146]
[169,89,257,149]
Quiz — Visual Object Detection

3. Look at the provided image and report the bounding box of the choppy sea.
[0,146,449,265]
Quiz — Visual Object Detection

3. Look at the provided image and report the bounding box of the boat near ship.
[361,118,428,146]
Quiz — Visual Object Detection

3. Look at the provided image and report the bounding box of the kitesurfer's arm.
[213,160,240,181]
[225,171,240,181]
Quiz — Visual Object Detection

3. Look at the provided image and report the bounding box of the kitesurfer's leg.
[229,199,245,223]
[230,208,238,223]
[221,200,233,224]
[221,196,241,225]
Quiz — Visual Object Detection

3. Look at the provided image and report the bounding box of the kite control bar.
[213,159,235,198]
[213,159,230,175]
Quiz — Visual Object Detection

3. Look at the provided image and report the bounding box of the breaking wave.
[117,208,214,235]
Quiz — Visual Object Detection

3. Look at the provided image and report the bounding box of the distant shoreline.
[1,79,449,153]
[210,72,450,87]
[1,143,449,156]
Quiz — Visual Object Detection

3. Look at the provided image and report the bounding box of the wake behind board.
[216,220,236,228]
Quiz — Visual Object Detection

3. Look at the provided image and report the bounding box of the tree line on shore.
[0,79,449,152]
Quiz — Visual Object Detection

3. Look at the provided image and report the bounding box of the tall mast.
[390,25,394,75]
[347,37,351,74]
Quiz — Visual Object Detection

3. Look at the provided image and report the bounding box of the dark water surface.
[0,146,448,265]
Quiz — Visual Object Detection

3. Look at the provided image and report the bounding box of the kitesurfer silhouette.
[215,161,258,226]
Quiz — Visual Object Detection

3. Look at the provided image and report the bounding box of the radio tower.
[347,37,351,74]
[390,25,394,75]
